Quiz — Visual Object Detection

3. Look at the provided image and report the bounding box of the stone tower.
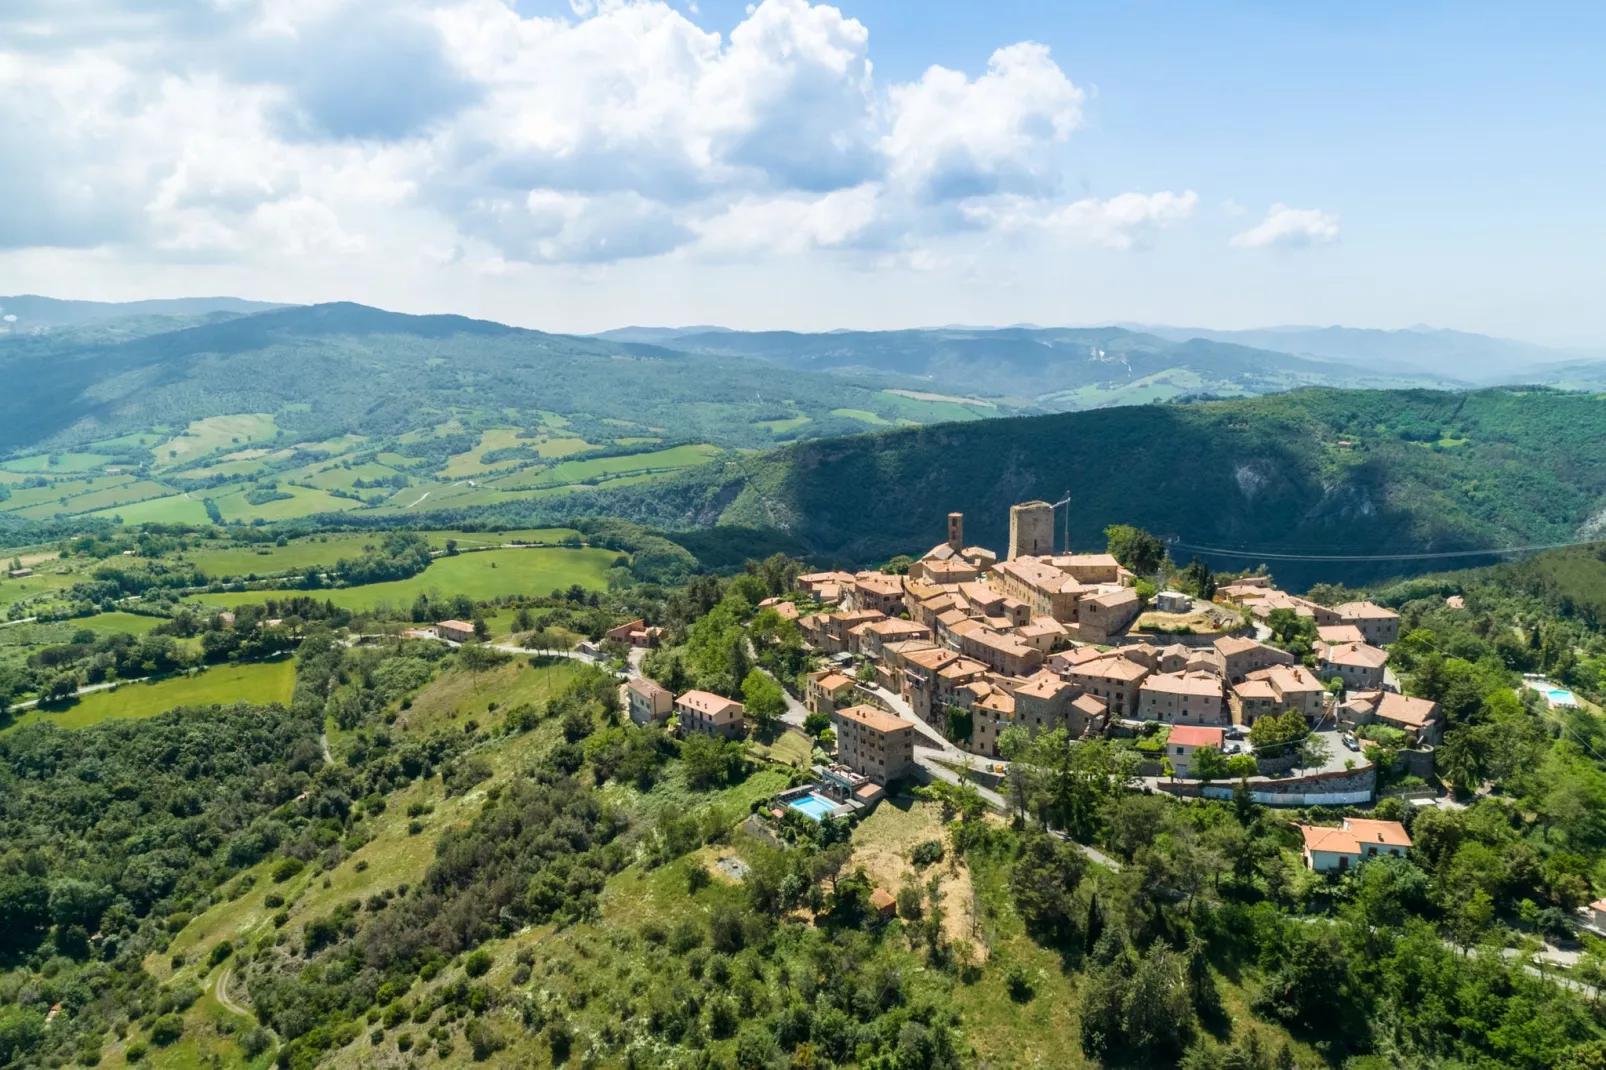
[947,512,964,552]
[1008,501,1055,560]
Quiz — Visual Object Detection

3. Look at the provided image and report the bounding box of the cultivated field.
[4,658,296,733]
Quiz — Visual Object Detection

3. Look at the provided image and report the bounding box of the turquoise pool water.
[1550,687,1578,705]
[789,794,838,821]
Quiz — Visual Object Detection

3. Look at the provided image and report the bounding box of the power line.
[1169,538,1602,563]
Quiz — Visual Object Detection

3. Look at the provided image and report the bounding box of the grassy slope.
[3,658,295,733]
[190,546,619,611]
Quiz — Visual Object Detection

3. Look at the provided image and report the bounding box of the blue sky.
[1,0,1601,344]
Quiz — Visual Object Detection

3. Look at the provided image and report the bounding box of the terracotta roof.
[937,608,971,628]
[976,691,1015,716]
[1084,587,1138,609]
[801,571,855,584]
[1298,819,1411,855]
[1317,624,1366,644]
[905,648,959,671]
[1073,656,1150,682]
[627,678,670,699]
[1232,680,1278,700]
[1214,635,1262,657]
[1375,692,1440,728]
[815,673,855,692]
[870,887,897,911]
[855,572,905,595]
[834,704,909,734]
[676,690,743,716]
[1298,824,1360,854]
[1057,645,1113,666]
[1321,641,1389,668]
[1168,724,1224,748]
[938,658,989,680]
[1247,664,1324,692]
[436,619,474,630]
[1056,553,1120,569]
[1345,818,1413,848]
[1337,601,1399,621]
[1016,670,1071,699]
[1072,693,1108,718]
[1141,671,1223,697]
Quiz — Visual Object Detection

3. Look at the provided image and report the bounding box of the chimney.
[947,512,964,552]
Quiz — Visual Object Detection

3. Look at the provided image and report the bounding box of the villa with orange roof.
[1297,818,1412,872]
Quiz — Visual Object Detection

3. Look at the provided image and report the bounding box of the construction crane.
[1049,492,1072,553]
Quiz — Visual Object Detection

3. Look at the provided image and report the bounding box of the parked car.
[1341,732,1359,751]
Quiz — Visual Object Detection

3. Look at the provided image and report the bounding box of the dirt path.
[214,962,253,1019]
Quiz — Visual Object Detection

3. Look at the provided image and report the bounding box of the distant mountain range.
[0,294,287,329]
[1126,324,1606,385]
[597,325,1456,410]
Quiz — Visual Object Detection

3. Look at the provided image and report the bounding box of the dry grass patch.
[851,795,985,961]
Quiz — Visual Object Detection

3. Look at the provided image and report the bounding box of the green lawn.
[191,546,621,612]
[4,658,296,733]
[81,611,165,636]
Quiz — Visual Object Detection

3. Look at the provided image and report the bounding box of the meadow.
[4,658,295,733]
[191,546,620,611]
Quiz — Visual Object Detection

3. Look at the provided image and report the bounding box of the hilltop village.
[611,502,1434,831]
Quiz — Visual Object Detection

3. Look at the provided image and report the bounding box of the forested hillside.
[537,387,1606,589]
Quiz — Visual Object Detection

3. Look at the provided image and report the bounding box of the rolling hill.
[509,386,1606,590]
[615,324,1456,409]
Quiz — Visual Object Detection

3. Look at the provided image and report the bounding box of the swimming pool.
[1549,687,1579,707]
[788,793,839,821]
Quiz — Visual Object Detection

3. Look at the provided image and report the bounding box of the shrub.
[686,864,712,894]
[464,949,493,978]
[125,1042,148,1063]
[263,893,284,908]
[1006,964,1036,1003]
[150,1014,184,1046]
[271,857,305,883]
[910,839,945,867]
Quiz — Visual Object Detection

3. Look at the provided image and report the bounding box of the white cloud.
[1230,203,1340,249]
[961,190,1198,249]
[0,0,1192,274]
[882,42,1084,201]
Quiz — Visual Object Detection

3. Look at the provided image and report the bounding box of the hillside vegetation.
[426,386,1603,590]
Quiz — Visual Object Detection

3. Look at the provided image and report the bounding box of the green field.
[191,546,620,611]
[493,443,721,490]
[0,569,79,612]
[0,452,114,474]
[152,414,279,470]
[89,493,214,525]
[80,611,165,636]
[3,658,295,733]
[829,408,891,425]
[183,533,382,578]
[211,484,362,523]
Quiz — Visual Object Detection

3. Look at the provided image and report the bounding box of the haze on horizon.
[1,0,1601,347]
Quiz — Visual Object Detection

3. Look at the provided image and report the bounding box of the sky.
[1,0,1602,344]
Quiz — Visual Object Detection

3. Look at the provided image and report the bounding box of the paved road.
[11,676,148,712]
[744,638,810,727]
[0,617,38,629]
[861,683,966,756]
